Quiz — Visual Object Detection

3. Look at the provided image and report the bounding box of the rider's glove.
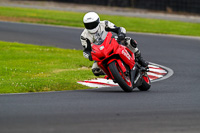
[118,32,126,41]
[88,54,93,61]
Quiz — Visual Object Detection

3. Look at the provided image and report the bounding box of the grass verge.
[0,41,96,93]
[0,6,200,36]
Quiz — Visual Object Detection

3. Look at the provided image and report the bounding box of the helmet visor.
[84,18,100,30]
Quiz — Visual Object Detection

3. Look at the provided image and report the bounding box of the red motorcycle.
[91,32,151,92]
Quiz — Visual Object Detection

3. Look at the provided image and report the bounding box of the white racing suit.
[80,20,148,76]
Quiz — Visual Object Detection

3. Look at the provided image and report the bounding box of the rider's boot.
[125,38,149,68]
[135,50,149,68]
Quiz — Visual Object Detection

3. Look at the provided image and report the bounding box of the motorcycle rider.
[80,12,149,76]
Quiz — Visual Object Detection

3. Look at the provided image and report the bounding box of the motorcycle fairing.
[91,32,135,75]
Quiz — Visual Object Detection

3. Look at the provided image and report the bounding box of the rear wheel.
[138,75,151,91]
[108,61,133,92]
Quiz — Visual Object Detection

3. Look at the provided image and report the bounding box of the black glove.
[88,54,93,61]
[118,32,126,41]
[83,48,93,61]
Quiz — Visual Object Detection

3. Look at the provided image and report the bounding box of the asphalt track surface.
[0,21,200,133]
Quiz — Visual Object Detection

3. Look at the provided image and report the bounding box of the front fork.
[130,65,137,85]
[130,64,144,88]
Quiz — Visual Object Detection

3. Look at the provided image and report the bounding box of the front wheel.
[138,75,151,91]
[108,61,133,92]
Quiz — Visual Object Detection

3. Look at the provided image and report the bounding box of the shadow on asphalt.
[80,87,148,93]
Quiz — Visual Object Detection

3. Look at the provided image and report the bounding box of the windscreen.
[93,30,109,45]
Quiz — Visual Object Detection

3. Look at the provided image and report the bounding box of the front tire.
[108,61,133,92]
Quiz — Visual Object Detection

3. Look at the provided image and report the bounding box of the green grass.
[0,6,200,36]
[0,41,96,93]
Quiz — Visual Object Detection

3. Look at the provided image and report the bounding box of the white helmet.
[83,12,100,34]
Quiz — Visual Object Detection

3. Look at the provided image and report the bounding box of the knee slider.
[92,68,101,76]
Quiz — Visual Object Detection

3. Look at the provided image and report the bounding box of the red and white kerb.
[77,64,168,88]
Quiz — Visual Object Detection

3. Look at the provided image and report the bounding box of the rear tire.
[108,61,133,92]
[138,76,151,91]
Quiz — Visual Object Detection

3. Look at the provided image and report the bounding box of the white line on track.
[149,62,174,82]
